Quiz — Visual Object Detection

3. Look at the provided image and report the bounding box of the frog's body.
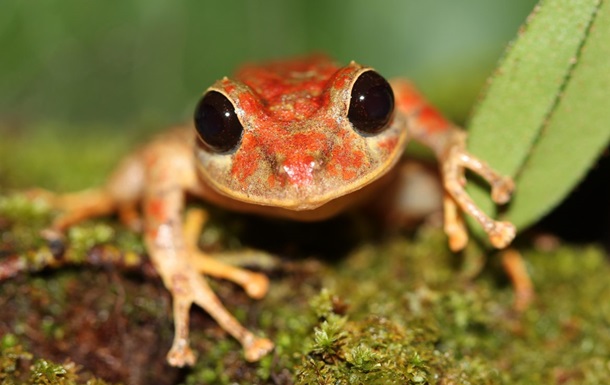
[46,55,515,367]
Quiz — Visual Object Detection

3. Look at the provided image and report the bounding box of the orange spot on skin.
[392,79,450,133]
[231,136,260,183]
[146,227,158,240]
[417,105,450,133]
[144,153,159,169]
[267,174,276,188]
[326,163,337,177]
[146,198,167,223]
[342,169,357,180]
[332,67,353,89]
[351,150,365,169]
[378,136,399,153]
[238,92,261,115]
[329,138,366,181]
[289,132,327,151]
[223,82,235,93]
[393,80,425,114]
[293,98,321,119]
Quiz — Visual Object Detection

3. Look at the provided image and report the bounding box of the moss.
[309,314,348,358]
[0,338,114,385]
[1,337,32,381]
[2,158,610,384]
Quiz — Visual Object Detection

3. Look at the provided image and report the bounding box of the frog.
[42,54,515,367]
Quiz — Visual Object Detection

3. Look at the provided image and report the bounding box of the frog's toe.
[446,223,468,252]
[167,342,197,367]
[442,195,468,252]
[244,272,269,299]
[243,335,274,362]
[489,221,516,249]
[491,177,514,204]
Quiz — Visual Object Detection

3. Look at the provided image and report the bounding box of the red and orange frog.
[42,55,515,367]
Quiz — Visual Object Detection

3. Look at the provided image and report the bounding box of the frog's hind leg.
[49,189,118,231]
[46,152,146,232]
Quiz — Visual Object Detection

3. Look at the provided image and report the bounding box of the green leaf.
[466,0,610,232]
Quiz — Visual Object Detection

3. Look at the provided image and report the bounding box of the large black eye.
[194,91,244,153]
[347,71,394,135]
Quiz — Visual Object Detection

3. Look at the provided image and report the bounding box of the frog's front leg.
[391,79,516,250]
[141,144,273,367]
[441,134,515,249]
[182,208,270,300]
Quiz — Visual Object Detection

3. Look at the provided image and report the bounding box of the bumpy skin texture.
[45,55,515,367]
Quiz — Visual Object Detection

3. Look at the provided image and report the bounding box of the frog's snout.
[279,154,319,187]
[269,129,330,188]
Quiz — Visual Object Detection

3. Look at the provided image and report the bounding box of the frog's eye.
[347,70,394,135]
[194,91,244,153]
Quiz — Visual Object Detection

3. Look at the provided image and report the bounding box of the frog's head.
[193,57,408,211]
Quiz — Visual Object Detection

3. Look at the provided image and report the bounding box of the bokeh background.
[1,1,536,132]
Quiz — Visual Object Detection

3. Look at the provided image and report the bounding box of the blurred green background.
[0,0,537,126]
[0,0,537,189]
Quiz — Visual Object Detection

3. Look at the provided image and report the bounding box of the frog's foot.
[164,268,274,367]
[442,143,516,250]
[183,208,270,299]
[242,333,275,362]
[155,208,274,366]
[167,334,197,367]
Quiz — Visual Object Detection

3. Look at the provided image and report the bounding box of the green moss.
[285,231,610,385]
[2,144,610,384]
[30,359,73,384]
[308,288,336,319]
[0,339,32,381]
[0,339,114,385]
[309,314,348,358]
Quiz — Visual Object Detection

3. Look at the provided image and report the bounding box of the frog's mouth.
[197,152,400,221]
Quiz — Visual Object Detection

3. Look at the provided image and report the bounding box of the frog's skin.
[44,55,515,367]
